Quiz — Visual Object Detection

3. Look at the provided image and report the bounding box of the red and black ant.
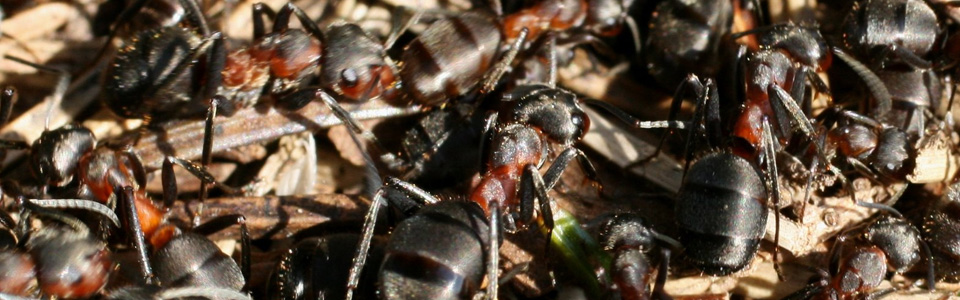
[786,203,935,299]
[343,32,611,299]
[0,195,119,299]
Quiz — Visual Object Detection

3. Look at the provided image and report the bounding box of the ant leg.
[541,147,598,191]
[805,69,831,97]
[838,109,885,130]
[194,96,221,226]
[88,0,154,68]
[162,158,178,209]
[583,75,704,167]
[489,0,503,17]
[201,40,227,113]
[482,28,528,93]
[624,15,641,55]
[582,100,690,132]
[760,118,784,281]
[345,186,386,300]
[192,214,251,288]
[845,157,885,184]
[479,112,499,175]
[557,32,619,63]
[548,32,557,89]
[768,83,827,210]
[177,0,210,36]
[676,78,721,180]
[251,3,279,39]
[274,3,325,42]
[346,177,440,300]
[832,48,892,118]
[165,157,240,195]
[748,0,766,26]
[487,201,500,300]
[151,32,223,98]
[4,55,71,131]
[381,177,441,216]
[652,247,671,300]
[519,164,553,235]
[118,186,155,285]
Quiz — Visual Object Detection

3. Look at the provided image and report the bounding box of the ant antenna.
[159,287,252,300]
[27,199,120,228]
[831,48,892,118]
[761,118,784,282]
[3,55,70,131]
[548,33,558,89]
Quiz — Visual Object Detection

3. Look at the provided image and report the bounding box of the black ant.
[266,232,386,300]
[835,0,941,132]
[786,203,935,299]
[100,0,227,122]
[344,33,612,299]
[644,0,743,89]
[817,107,911,183]
[920,181,960,282]
[589,74,785,276]
[0,196,119,298]
[595,213,679,300]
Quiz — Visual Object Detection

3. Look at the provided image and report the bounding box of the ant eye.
[571,112,589,140]
[341,68,359,87]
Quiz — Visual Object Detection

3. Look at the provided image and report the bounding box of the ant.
[643,0,745,89]
[342,48,611,295]
[589,75,785,276]
[817,107,911,183]
[920,181,960,282]
[103,186,251,299]
[100,0,227,122]
[217,2,325,112]
[0,195,119,299]
[501,0,639,51]
[595,213,679,300]
[786,203,935,299]
[835,0,941,132]
[266,232,386,300]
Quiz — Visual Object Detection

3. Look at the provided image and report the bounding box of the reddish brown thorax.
[828,124,878,159]
[222,49,270,90]
[503,0,588,41]
[247,31,322,80]
[78,149,164,238]
[469,128,544,216]
[732,49,801,155]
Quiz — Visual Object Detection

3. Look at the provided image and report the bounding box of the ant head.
[864,214,921,273]
[322,23,396,103]
[30,125,96,188]
[756,25,832,71]
[598,213,656,252]
[504,85,590,145]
